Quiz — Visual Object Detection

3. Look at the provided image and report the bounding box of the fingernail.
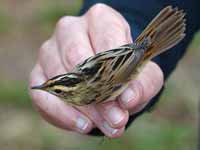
[107,107,124,125]
[120,88,135,104]
[103,121,118,135]
[76,117,88,132]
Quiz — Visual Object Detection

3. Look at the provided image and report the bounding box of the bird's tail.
[136,6,186,60]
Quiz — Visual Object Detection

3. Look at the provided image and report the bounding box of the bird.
[31,6,186,106]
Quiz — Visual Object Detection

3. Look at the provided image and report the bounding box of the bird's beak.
[31,84,45,90]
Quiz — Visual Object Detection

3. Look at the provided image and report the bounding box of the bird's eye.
[54,89,62,94]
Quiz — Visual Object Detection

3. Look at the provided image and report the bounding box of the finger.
[77,104,125,138]
[55,16,120,136]
[129,103,147,115]
[119,62,164,112]
[85,4,131,129]
[29,64,93,134]
[39,37,66,79]
[85,3,132,52]
[55,16,94,71]
[97,101,129,128]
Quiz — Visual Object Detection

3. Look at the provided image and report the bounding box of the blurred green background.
[0,0,199,150]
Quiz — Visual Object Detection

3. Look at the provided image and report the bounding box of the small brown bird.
[31,6,186,106]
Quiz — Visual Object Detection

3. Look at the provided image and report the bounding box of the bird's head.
[31,73,84,99]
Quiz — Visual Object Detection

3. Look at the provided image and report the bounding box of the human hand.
[29,3,164,138]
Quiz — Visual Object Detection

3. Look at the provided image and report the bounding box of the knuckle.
[114,16,130,34]
[86,3,130,34]
[148,62,164,88]
[63,41,79,57]
[133,80,144,102]
[153,63,164,85]
[108,13,129,31]
[123,21,131,42]
[124,21,131,33]
[56,16,78,30]
[39,40,51,54]
[88,3,109,15]
[128,80,144,107]
[138,62,164,103]
[141,74,155,102]
[38,40,56,68]
[114,19,130,34]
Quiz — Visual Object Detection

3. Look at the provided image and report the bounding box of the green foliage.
[33,0,83,33]
[129,118,196,150]
[0,11,10,33]
[0,81,31,107]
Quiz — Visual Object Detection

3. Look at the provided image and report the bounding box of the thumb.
[119,61,164,111]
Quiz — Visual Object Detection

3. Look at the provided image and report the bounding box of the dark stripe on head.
[49,73,83,87]
[50,74,66,80]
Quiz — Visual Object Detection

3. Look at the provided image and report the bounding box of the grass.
[0,10,11,33]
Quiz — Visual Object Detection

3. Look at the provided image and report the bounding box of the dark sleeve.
[79,0,199,136]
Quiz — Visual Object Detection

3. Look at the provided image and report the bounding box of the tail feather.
[135,6,186,59]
